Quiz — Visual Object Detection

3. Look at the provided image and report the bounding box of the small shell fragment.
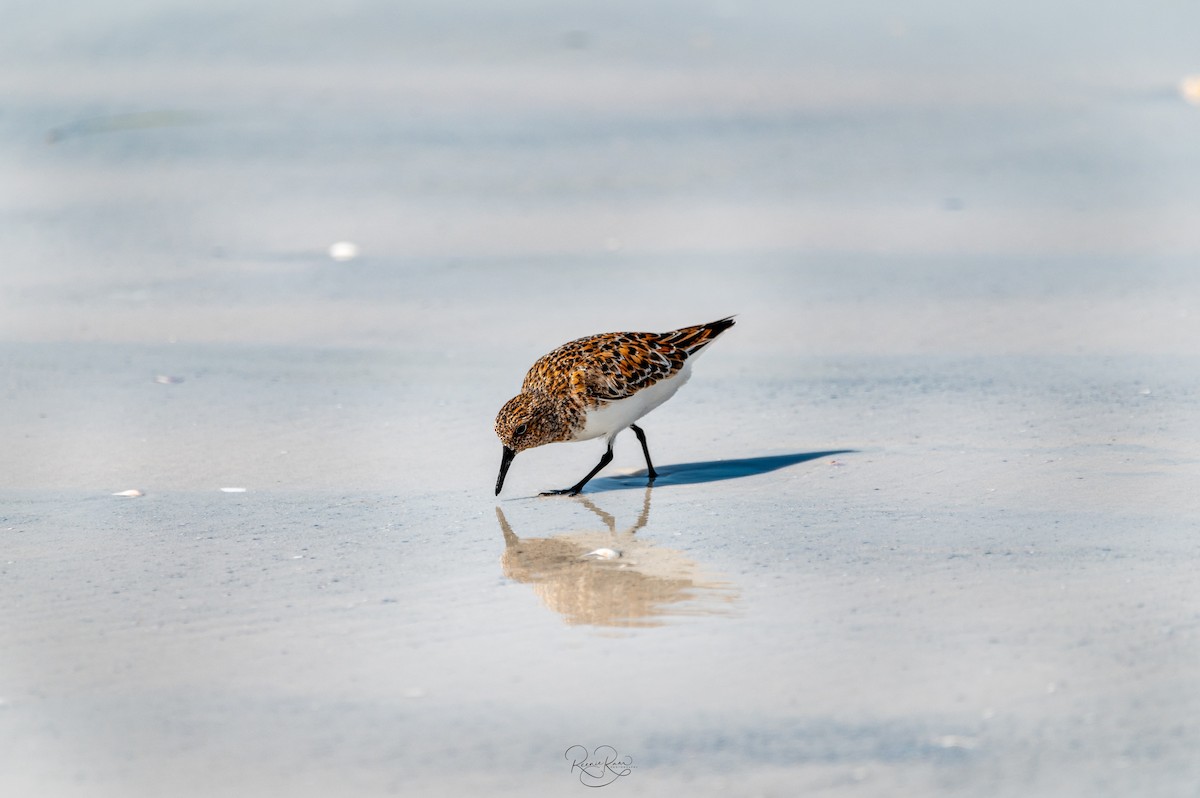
[220,487,247,493]
[112,489,144,498]
[582,547,621,560]
[933,735,979,750]
[329,241,360,262]
[1181,75,1200,106]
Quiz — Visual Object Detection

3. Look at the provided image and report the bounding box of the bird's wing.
[567,334,686,402]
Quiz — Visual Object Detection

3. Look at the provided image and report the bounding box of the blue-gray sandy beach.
[3,2,1200,796]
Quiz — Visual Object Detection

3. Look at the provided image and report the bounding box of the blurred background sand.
[2,2,1199,796]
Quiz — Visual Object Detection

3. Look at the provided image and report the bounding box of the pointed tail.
[661,316,736,356]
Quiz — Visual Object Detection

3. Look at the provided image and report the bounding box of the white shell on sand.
[328,241,360,261]
[582,548,621,560]
[1181,75,1200,106]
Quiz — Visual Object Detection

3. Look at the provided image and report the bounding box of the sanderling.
[494,316,735,496]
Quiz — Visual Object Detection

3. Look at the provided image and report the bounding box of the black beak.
[495,446,516,496]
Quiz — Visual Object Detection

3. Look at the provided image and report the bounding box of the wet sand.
[4,2,1200,796]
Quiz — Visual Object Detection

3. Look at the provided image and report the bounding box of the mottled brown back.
[522,317,735,404]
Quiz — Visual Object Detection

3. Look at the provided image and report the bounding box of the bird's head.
[494,392,569,495]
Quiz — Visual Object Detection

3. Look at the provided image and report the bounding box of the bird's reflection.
[496,488,738,628]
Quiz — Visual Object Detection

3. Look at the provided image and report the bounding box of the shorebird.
[494,316,735,496]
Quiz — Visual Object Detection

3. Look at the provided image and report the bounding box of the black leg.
[542,441,614,496]
[630,423,658,482]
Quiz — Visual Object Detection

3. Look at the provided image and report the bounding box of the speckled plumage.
[495,317,735,495]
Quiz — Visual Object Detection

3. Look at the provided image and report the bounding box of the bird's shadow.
[585,450,856,493]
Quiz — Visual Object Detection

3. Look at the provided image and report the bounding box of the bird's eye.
[515,423,528,436]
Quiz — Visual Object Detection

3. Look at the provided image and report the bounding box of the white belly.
[574,364,692,442]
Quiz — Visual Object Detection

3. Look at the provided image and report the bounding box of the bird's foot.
[540,487,582,497]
